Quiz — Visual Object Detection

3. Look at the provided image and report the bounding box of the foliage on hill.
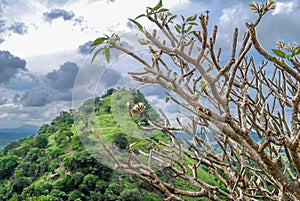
[0,88,218,201]
[0,89,157,200]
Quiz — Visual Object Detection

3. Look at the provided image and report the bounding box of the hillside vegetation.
[0,89,219,201]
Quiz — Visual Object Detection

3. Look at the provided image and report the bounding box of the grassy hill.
[0,88,220,201]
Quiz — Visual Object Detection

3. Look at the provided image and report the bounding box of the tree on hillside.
[91,0,300,200]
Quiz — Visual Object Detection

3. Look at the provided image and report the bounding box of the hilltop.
[0,88,219,201]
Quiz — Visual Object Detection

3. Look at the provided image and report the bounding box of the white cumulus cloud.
[272,1,295,15]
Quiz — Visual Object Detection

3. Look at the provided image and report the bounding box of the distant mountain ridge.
[0,125,39,149]
[0,125,39,139]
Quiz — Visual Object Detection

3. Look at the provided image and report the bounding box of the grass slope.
[76,89,223,200]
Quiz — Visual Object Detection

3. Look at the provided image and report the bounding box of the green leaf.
[185,25,193,33]
[186,14,197,22]
[103,46,110,63]
[90,37,108,46]
[181,15,185,22]
[164,92,171,97]
[200,81,208,89]
[175,24,181,34]
[152,0,163,11]
[286,54,292,60]
[272,49,286,58]
[158,8,169,13]
[188,21,198,26]
[130,140,148,149]
[89,46,97,54]
[165,97,171,103]
[168,15,177,23]
[110,34,120,45]
[135,14,146,20]
[292,46,300,56]
[130,142,137,149]
[91,48,103,63]
[146,7,152,15]
[115,35,121,41]
[128,19,143,31]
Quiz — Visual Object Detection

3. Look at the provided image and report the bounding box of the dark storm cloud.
[6,70,40,91]
[0,0,5,8]
[0,97,7,105]
[46,61,79,92]
[17,61,79,107]
[13,94,20,103]
[20,87,51,107]
[8,21,28,35]
[99,69,122,89]
[0,50,27,84]
[0,1,6,20]
[0,19,5,32]
[73,16,84,26]
[0,0,6,42]
[78,41,92,55]
[43,8,75,22]
[20,87,73,107]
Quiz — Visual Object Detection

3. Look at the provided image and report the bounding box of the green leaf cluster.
[146,0,169,16]
[90,34,120,63]
[128,0,171,32]
[175,14,198,36]
[272,45,300,60]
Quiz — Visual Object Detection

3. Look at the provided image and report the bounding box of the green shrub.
[119,188,142,201]
[11,177,31,194]
[34,134,49,149]
[0,155,19,179]
[104,182,122,201]
[112,133,128,150]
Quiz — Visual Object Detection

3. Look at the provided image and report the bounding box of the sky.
[0,0,299,129]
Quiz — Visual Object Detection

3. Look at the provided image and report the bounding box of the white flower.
[132,102,145,112]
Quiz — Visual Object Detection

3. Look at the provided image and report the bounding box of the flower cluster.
[276,41,297,52]
[249,0,276,15]
[132,102,145,113]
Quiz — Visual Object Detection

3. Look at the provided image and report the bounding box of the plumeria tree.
[90,0,300,200]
